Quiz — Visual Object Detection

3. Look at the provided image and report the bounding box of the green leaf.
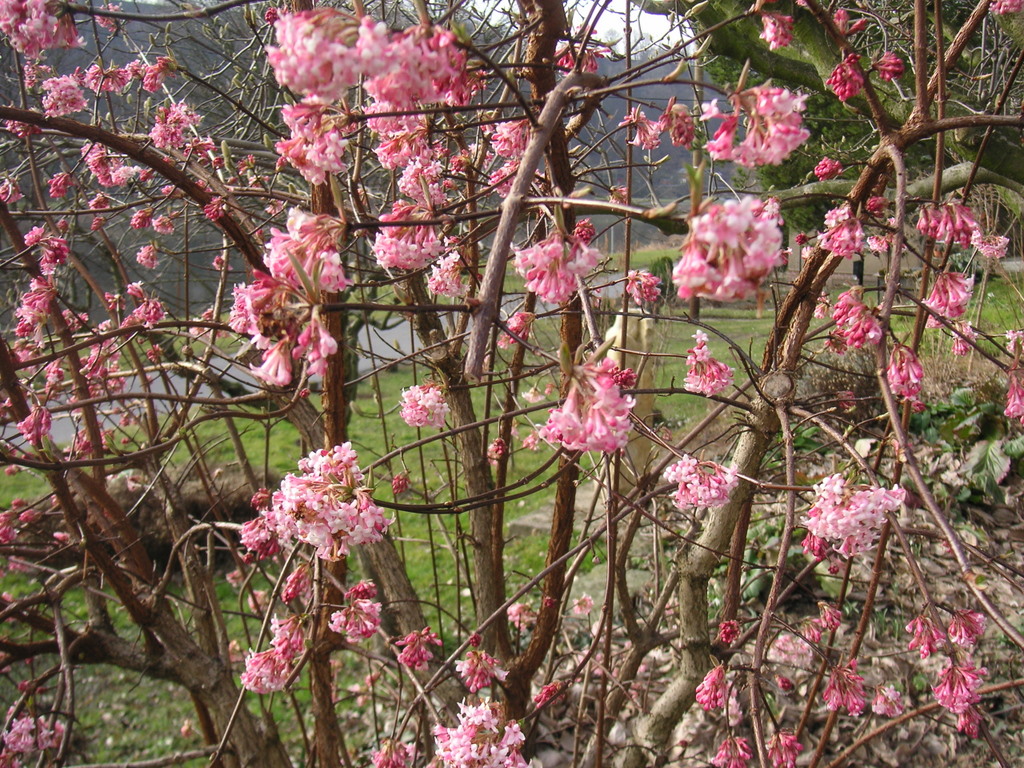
[966,439,1011,500]
[1004,435,1024,458]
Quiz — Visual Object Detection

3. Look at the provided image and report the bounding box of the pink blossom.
[391,472,409,495]
[47,172,73,198]
[281,564,311,603]
[396,627,442,670]
[82,143,139,186]
[924,272,973,326]
[373,203,445,271]
[140,56,174,91]
[487,438,506,466]
[814,156,843,180]
[802,474,904,558]
[153,215,174,234]
[239,516,281,561]
[717,620,740,644]
[17,405,51,448]
[874,51,905,81]
[625,269,662,305]
[759,12,793,49]
[684,331,733,396]
[957,706,982,737]
[41,75,86,116]
[488,119,530,160]
[1005,370,1024,423]
[659,97,694,148]
[972,231,1009,259]
[276,100,351,185]
[533,681,566,707]
[253,340,293,387]
[951,321,977,356]
[241,615,305,693]
[513,231,601,305]
[456,649,507,693]
[933,657,986,714]
[823,659,866,715]
[329,597,381,641]
[948,609,986,647]
[887,344,924,405]
[507,602,536,631]
[818,602,842,631]
[695,664,727,710]
[259,444,390,560]
[427,252,467,297]
[916,203,979,247]
[906,615,945,659]
[703,86,809,167]
[372,739,413,768]
[0,178,22,203]
[711,736,753,768]
[673,196,784,301]
[831,289,881,349]
[498,311,534,348]
[767,730,802,768]
[538,358,635,453]
[872,685,904,717]
[992,0,1024,13]
[663,454,738,509]
[572,594,594,615]
[433,700,527,768]
[400,383,449,429]
[827,53,865,102]
[150,101,200,150]
[820,204,864,258]
[0,0,80,59]
[619,106,661,150]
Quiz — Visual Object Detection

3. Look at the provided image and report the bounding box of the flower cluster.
[933,658,987,715]
[456,649,507,693]
[396,627,442,670]
[703,85,809,167]
[684,331,733,396]
[497,311,534,349]
[673,196,784,301]
[924,272,973,326]
[663,454,738,509]
[0,0,79,59]
[538,358,635,453]
[822,660,866,715]
[513,232,601,305]
[329,581,382,642]
[802,474,905,558]
[230,209,349,385]
[241,614,305,693]
[251,443,389,561]
[819,204,864,258]
[887,344,924,406]
[399,383,449,429]
[696,664,727,711]
[916,203,978,247]
[276,101,353,185]
[760,12,793,50]
[872,685,904,717]
[625,269,662,305]
[433,700,527,768]
[711,736,753,768]
[767,730,803,768]
[830,289,881,350]
[2,710,64,765]
[826,54,864,102]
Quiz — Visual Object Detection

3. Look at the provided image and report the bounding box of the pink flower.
[717,620,740,644]
[625,269,662,305]
[759,12,793,49]
[663,454,738,509]
[400,383,449,429]
[933,658,986,714]
[906,615,945,659]
[684,331,733,396]
[507,602,536,631]
[695,664,727,711]
[373,203,445,271]
[372,739,413,768]
[659,97,695,148]
[41,75,86,116]
[951,321,977,356]
[703,85,809,167]
[329,596,381,641]
[498,311,534,348]
[767,730,803,768]
[820,204,864,258]
[887,344,924,405]
[47,172,73,198]
[539,358,635,453]
[0,0,80,59]
[673,196,784,301]
[241,615,305,693]
[572,594,594,615]
[947,609,986,647]
[619,106,661,150]
[823,659,866,715]
[434,700,527,768]
[802,474,904,558]
[711,736,753,768]
[924,272,973,326]
[427,252,467,297]
[872,685,904,717]
[533,681,566,707]
[814,156,843,180]
[281,564,311,603]
[831,289,881,350]
[827,54,865,102]
[874,51,905,81]
[992,0,1024,14]
[391,472,409,495]
[17,405,52,448]
[260,444,389,560]
[252,340,293,387]
[513,232,600,305]
[1005,370,1024,423]
[972,231,1009,259]
[455,649,507,693]
[150,102,201,150]
[276,100,352,185]
[239,516,281,561]
[396,627,442,670]
[917,203,979,247]
[818,602,842,631]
